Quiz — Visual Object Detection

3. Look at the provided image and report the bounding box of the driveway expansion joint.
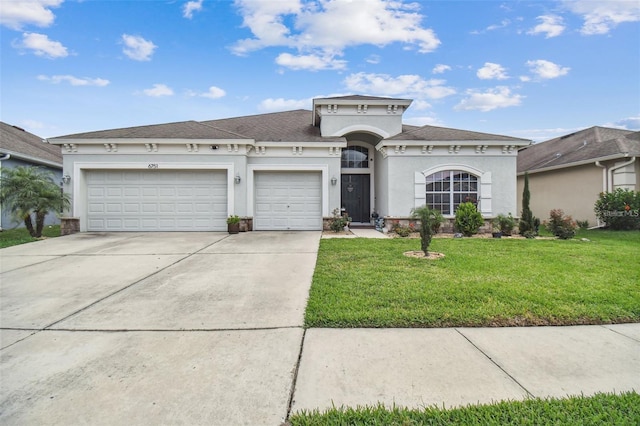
[285,328,307,423]
[455,328,535,398]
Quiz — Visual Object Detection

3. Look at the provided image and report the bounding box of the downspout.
[594,161,607,228]
[0,153,9,230]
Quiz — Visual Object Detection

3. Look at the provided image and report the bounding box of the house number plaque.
[148,163,159,169]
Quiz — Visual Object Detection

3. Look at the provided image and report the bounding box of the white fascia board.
[255,141,347,148]
[314,98,412,107]
[517,154,633,176]
[0,149,62,168]
[376,139,530,150]
[47,138,253,145]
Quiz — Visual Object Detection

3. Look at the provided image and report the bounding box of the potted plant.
[227,215,240,234]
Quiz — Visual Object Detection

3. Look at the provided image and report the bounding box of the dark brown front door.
[341,174,370,223]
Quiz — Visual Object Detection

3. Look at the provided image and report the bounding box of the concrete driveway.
[1,231,319,425]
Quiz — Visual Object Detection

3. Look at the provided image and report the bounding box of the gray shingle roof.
[388,124,530,142]
[49,120,247,140]
[0,121,62,165]
[517,126,639,172]
[202,110,345,142]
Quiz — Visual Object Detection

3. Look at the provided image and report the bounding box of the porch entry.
[341,174,370,223]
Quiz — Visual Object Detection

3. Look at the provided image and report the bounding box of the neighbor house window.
[341,146,368,168]
[425,170,478,215]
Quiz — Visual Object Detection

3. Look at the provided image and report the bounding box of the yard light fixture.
[61,174,71,185]
[331,176,337,185]
[234,174,241,184]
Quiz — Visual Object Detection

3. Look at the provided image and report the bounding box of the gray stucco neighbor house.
[0,122,63,230]
[47,95,530,232]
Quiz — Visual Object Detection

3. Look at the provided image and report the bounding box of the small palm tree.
[411,205,444,256]
[0,166,70,237]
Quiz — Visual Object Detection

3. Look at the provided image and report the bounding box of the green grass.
[289,391,640,425]
[0,225,61,248]
[305,229,640,327]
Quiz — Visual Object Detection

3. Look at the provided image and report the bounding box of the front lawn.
[290,391,640,425]
[0,225,61,248]
[305,230,640,327]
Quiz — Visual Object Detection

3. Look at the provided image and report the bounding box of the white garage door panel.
[254,172,322,230]
[87,170,227,231]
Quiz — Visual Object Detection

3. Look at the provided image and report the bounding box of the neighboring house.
[517,126,640,225]
[47,95,530,232]
[0,122,63,230]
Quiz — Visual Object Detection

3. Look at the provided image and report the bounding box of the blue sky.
[1,0,639,141]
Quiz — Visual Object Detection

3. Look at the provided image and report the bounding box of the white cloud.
[183,0,203,19]
[142,84,174,97]
[121,34,157,61]
[563,0,640,35]
[471,19,511,35]
[275,52,347,71]
[528,15,565,38]
[231,0,440,70]
[366,54,381,64]
[477,62,509,80]
[454,86,524,112]
[343,72,456,100]
[608,116,640,130]
[200,86,226,99]
[0,0,62,30]
[14,32,67,58]
[526,59,570,80]
[37,74,109,86]
[258,97,310,112]
[403,115,442,127]
[432,64,451,74]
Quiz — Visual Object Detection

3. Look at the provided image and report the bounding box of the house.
[46,95,530,233]
[0,122,63,230]
[517,126,640,225]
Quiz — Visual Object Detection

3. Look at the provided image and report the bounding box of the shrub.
[577,220,589,229]
[392,223,413,237]
[328,208,351,232]
[226,215,240,225]
[411,206,444,255]
[493,213,516,236]
[546,209,577,240]
[594,189,640,230]
[519,172,539,238]
[454,202,484,237]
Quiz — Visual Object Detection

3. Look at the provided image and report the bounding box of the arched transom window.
[426,170,478,215]
[341,146,369,168]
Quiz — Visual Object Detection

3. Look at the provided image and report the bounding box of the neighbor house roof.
[517,126,640,173]
[49,120,248,141]
[388,124,530,143]
[0,121,62,166]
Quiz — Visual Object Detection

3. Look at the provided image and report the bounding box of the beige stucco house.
[47,95,530,232]
[517,126,640,225]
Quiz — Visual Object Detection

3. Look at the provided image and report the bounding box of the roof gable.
[0,121,62,165]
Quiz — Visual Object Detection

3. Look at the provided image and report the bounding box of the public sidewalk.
[291,324,640,413]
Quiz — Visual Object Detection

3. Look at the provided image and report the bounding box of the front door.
[341,174,370,223]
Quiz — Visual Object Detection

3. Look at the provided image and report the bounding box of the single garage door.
[254,171,322,230]
[86,170,227,231]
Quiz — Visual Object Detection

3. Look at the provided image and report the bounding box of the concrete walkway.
[1,232,639,425]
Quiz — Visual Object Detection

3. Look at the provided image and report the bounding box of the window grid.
[341,146,369,169]
[425,170,479,215]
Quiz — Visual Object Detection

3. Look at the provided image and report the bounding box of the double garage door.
[86,170,323,231]
[86,170,227,231]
